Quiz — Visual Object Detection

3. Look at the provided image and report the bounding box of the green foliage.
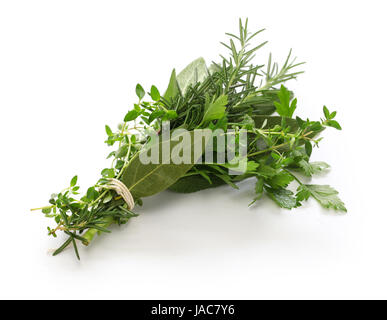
[298,161,330,177]
[163,69,179,102]
[124,110,139,122]
[266,171,294,188]
[296,184,347,212]
[135,84,145,100]
[121,131,211,199]
[175,57,207,94]
[249,177,264,206]
[150,85,160,101]
[322,106,342,130]
[201,95,228,124]
[274,85,297,117]
[266,187,299,209]
[105,125,113,137]
[33,18,346,259]
[70,175,78,187]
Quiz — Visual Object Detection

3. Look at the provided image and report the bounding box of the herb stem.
[30,205,54,212]
[247,142,289,157]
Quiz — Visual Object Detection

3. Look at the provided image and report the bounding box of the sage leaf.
[176,57,207,94]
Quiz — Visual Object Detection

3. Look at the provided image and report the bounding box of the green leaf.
[135,84,145,100]
[42,207,51,214]
[84,224,112,233]
[124,110,139,122]
[103,192,113,204]
[165,110,178,120]
[202,95,228,123]
[176,57,207,94]
[257,165,277,178]
[323,106,330,119]
[246,161,260,172]
[249,177,264,206]
[121,130,212,199]
[115,145,129,158]
[194,168,212,184]
[239,114,255,129]
[150,85,160,101]
[274,85,290,115]
[298,160,330,177]
[252,115,324,149]
[273,85,297,117]
[267,171,294,188]
[86,187,99,201]
[70,175,78,187]
[289,98,297,117]
[252,115,299,132]
[105,125,113,137]
[266,187,299,209]
[53,237,73,256]
[214,173,239,190]
[301,184,347,212]
[71,236,80,260]
[305,140,312,157]
[115,160,125,170]
[208,63,221,75]
[271,152,281,161]
[149,110,165,123]
[101,168,115,178]
[163,69,179,102]
[296,184,311,202]
[169,173,226,193]
[326,120,342,130]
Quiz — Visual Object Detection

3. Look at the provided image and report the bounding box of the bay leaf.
[121,130,211,199]
[168,173,226,193]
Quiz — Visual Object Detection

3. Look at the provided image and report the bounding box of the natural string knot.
[107,178,135,210]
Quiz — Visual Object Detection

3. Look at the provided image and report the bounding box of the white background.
[0,0,386,300]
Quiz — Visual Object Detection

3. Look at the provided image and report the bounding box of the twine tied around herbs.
[107,178,135,210]
[47,178,134,255]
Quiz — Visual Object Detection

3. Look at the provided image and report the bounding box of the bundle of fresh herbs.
[32,19,346,259]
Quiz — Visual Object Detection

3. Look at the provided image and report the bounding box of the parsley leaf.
[274,85,297,117]
[266,170,294,188]
[266,187,299,209]
[202,94,228,123]
[249,177,264,206]
[298,160,330,177]
[296,184,347,212]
